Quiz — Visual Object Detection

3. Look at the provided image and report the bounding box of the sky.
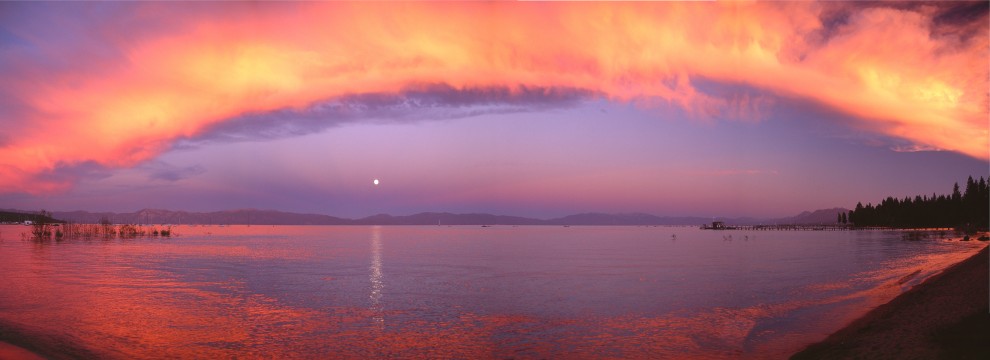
[0,1,987,219]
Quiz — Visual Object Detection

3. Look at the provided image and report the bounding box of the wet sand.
[0,341,46,360]
[0,319,104,360]
[792,245,989,359]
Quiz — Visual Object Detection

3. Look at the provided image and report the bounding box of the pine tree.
[847,176,989,230]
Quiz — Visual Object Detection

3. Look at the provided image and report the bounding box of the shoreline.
[791,245,989,359]
[0,341,45,360]
[0,318,105,360]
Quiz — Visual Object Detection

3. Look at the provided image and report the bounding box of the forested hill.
[0,210,63,224]
[848,176,989,231]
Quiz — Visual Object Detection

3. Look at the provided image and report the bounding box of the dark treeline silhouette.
[848,176,989,231]
[0,209,63,224]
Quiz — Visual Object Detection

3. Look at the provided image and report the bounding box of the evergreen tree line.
[0,210,62,224]
[848,176,989,230]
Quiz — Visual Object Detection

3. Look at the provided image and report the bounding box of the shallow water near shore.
[0,225,982,359]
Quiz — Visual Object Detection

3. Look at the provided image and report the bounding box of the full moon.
[373,179,379,186]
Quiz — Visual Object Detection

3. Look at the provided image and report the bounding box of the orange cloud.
[0,1,986,193]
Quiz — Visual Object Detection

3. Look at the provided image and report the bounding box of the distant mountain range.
[3,207,850,226]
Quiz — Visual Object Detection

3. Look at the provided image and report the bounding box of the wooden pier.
[699,221,958,232]
[700,222,859,231]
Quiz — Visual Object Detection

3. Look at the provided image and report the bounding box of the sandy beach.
[792,245,989,359]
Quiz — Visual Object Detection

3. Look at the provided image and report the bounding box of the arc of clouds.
[0,1,986,194]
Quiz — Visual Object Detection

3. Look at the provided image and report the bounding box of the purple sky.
[0,2,987,219]
[8,97,985,219]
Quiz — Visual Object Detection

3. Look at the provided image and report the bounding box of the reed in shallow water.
[27,221,174,241]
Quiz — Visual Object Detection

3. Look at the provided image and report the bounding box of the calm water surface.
[0,225,982,359]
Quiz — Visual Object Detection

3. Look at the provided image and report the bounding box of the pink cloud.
[0,1,985,193]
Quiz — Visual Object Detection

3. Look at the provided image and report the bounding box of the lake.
[0,225,982,359]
